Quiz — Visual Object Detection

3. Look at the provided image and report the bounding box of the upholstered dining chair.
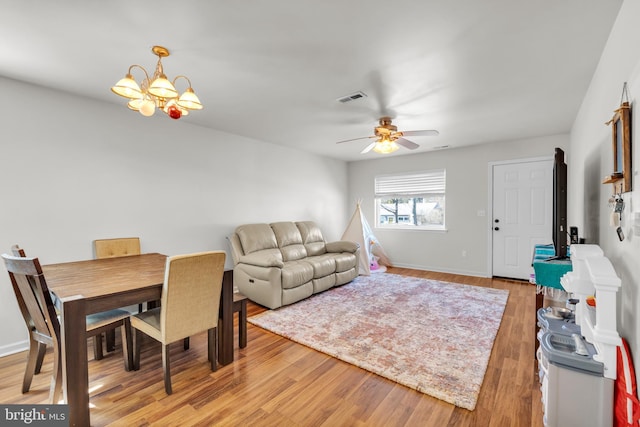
[93,237,141,259]
[2,252,134,404]
[93,237,143,350]
[131,251,226,395]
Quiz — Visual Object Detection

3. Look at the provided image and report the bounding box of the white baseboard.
[388,262,490,278]
[0,340,28,358]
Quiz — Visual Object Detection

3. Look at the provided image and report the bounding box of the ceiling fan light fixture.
[372,136,399,154]
[335,117,438,155]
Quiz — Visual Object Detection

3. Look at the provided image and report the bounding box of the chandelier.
[110,45,202,120]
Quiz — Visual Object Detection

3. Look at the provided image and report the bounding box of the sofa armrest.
[238,249,284,268]
[227,234,245,266]
[326,240,359,253]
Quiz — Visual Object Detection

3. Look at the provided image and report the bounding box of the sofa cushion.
[312,275,336,293]
[336,268,358,285]
[281,260,314,289]
[271,222,303,246]
[236,224,278,254]
[305,254,336,278]
[271,222,308,262]
[282,283,313,306]
[296,221,327,256]
[334,252,357,273]
[281,245,308,262]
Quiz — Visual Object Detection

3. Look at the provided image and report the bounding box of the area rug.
[248,273,509,410]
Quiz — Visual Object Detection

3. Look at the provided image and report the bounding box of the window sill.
[375,227,448,232]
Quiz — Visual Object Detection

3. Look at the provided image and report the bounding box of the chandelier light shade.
[148,75,178,99]
[111,45,202,120]
[177,87,203,110]
[112,75,143,99]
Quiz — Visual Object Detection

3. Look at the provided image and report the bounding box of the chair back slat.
[11,245,26,257]
[8,245,37,330]
[160,251,225,343]
[2,254,60,344]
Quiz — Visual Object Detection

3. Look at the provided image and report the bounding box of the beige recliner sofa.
[228,221,360,309]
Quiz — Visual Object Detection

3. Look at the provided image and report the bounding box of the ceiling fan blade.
[396,138,420,150]
[336,135,376,144]
[361,142,376,154]
[401,130,439,137]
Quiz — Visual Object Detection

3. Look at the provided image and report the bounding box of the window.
[375,169,446,230]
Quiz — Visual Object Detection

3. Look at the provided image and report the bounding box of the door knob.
[494,227,500,231]
[494,219,500,223]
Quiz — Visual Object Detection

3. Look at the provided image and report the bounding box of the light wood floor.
[0,268,543,426]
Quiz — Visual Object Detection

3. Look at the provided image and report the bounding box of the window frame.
[374,169,446,231]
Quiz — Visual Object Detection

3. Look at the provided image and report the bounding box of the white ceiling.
[0,1,622,161]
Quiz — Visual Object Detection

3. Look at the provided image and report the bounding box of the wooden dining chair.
[131,251,226,395]
[2,252,134,403]
[13,245,114,362]
[7,246,50,394]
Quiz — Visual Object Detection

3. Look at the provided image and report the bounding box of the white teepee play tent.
[341,200,391,275]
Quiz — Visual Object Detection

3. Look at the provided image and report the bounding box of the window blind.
[375,170,445,198]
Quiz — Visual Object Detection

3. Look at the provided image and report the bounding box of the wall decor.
[603,82,632,193]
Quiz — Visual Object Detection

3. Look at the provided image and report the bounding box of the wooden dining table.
[42,253,235,427]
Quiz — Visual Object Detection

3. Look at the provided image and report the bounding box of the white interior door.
[492,159,553,280]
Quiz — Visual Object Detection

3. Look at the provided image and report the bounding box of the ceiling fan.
[336,117,439,154]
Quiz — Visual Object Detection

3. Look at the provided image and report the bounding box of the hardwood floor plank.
[0,267,544,426]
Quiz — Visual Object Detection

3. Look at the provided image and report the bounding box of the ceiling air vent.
[337,91,367,103]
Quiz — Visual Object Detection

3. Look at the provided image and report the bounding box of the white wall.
[569,0,640,374]
[348,134,568,276]
[0,77,350,355]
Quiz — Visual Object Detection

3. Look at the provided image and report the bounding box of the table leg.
[238,299,247,349]
[217,270,234,365]
[534,291,544,359]
[60,296,89,427]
